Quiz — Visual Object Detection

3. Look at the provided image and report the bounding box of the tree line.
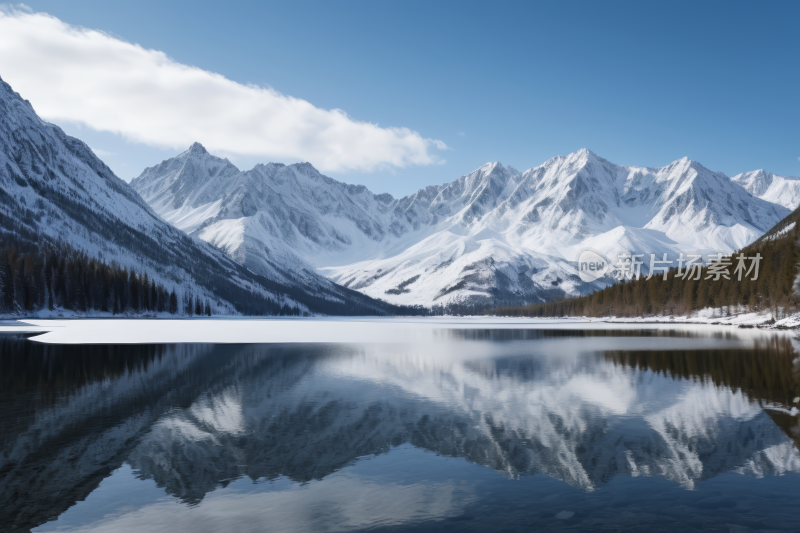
[0,239,305,317]
[488,216,800,319]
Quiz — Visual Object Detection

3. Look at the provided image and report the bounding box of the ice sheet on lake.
[0,317,794,345]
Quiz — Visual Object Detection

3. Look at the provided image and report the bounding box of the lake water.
[2,327,800,532]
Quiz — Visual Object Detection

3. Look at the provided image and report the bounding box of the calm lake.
[2,327,800,532]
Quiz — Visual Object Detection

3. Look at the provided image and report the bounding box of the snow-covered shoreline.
[501,307,800,330]
[0,314,796,345]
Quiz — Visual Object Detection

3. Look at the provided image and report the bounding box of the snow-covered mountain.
[133,146,792,310]
[732,169,800,210]
[0,76,405,316]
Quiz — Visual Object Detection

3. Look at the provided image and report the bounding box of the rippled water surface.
[2,327,800,532]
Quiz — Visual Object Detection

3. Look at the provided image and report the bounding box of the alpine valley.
[132,142,799,312]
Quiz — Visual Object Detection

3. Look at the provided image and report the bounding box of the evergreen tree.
[149,279,157,312]
[129,270,139,313]
[2,260,13,313]
[169,289,178,315]
[142,273,150,311]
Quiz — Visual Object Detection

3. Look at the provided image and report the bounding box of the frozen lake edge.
[0,316,796,345]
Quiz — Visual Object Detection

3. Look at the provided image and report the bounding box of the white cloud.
[90,147,116,158]
[0,8,447,173]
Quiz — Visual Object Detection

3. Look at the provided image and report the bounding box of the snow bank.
[561,306,800,329]
[0,316,794,345]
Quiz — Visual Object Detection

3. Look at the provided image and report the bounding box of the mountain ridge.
[732,169,800,210]
[132,142,793,310]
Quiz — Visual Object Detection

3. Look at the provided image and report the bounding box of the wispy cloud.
[0,8,447,173]
[457,131,466,137]
[90,147,116,158]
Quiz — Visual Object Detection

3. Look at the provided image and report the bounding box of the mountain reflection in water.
[1,328,799,532]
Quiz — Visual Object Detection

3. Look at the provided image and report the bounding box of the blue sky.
[4,0,799,196]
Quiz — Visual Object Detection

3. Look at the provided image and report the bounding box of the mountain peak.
[572,148,602,161]
[479,161,504,172]
[664,155,699,172]
[188,142,208,155]
[556,148,605,169]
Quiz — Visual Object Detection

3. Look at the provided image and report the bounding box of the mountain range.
[2,71,796,315]
[133,143,797,311]
[0,76,409,316]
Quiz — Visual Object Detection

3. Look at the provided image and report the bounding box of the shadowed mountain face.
[0,77,272,314]
[1,330,799,531]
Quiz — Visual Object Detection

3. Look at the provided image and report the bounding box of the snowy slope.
[0,75,403,316]
[134,146,792,310]
[132,146,420,311]
[499,150,786,255]
[732,169,800,210]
